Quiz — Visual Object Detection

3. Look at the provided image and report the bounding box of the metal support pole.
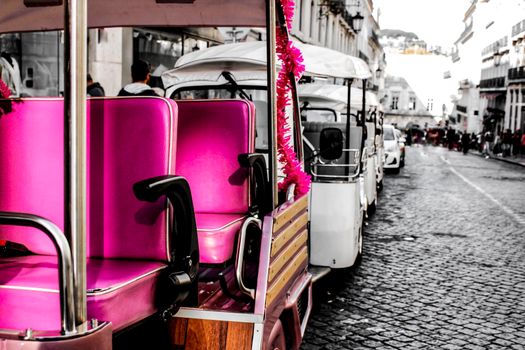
[345,78,353,177]
[64,0,87,327]
[266,0,278,208]
[0,213,76,335]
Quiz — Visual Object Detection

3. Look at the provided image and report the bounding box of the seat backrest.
[303,121,361,178]
[175,100,255,214]
[0,98,64,255]
[0,97,177,261]
[88,97,177,261]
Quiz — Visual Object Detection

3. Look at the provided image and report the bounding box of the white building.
[291,0,385,92]
[451,0,525,134]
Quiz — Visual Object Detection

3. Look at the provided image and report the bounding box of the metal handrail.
[311,149,361,180]
[0,212,76,335]
[235,217,262,299]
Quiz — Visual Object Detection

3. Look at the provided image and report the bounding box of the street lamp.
[351,11,364,34]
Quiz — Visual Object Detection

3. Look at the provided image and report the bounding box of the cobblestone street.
[302,145,525,350]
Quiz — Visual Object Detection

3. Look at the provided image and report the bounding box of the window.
[409,96,416,110]
[310,1,315,39]
[384,127,395,140]
[391,96,399,110]
[426,98,434,112]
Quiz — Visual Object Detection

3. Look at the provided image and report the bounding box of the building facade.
[0,1,385,97]
[450,0,525,134]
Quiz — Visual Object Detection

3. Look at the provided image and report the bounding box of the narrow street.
[302,145,525,350]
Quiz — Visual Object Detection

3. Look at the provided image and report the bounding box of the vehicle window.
[384,127,395,141]
[301,109,336,122]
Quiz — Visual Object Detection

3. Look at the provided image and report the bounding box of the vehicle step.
[309,266,331,283]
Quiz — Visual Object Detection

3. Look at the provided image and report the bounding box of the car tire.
[392,165,401,174]
[367,200,376,216]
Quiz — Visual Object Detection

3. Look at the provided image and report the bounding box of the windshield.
[384,127,395,141]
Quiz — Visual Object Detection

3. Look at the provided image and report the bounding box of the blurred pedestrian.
[87,74,105,97]
[483,130,494,156]
[461,132,470,154]
[446,127,456,150]
[118,60,158,97]
[521,132,525,156]
[512,130,521,157]
[502,129,512,157]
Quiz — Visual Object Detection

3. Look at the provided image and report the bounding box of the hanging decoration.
[275,0,311,197]
[0,79,13,117]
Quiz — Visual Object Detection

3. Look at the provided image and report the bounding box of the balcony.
[508,66,525,81]
[479,77,506,91]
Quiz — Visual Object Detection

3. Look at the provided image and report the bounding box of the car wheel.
[392,164,401,174]
[367,200,376,216]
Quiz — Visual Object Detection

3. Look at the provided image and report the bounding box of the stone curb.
[471,151,525,168]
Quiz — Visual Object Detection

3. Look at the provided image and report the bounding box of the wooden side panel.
[266,195,309,308]
[226,322,254,350]
[169,318,253,350]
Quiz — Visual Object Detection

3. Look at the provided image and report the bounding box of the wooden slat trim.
[266,247,308,307]
[273,195,308,232]
[268,230,308,282]
[225,322,254,350]
[271,213,308,257]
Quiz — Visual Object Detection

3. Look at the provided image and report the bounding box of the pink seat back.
[88,97,177,260]
[0,97,177,261]
[175,100,255,215]
[0,99,64,255]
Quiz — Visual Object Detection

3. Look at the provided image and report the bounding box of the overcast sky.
[374,0,469,48]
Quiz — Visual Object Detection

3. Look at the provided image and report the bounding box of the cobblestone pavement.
[302,145,525,350]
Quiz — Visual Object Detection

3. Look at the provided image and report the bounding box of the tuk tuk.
[0,1,312,349]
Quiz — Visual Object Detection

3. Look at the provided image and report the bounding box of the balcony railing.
[479,77,506,90]
[508,66,525,81]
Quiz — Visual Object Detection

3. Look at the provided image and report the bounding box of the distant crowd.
[404,126,525,157]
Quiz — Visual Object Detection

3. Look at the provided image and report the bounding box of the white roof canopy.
[0,0,266,33]
[162,41,372,89]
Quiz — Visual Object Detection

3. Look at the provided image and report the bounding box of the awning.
[0,0,266,33]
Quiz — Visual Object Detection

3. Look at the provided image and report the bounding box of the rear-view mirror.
[319,128,344,161]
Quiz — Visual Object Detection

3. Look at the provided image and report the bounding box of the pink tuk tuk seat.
[176,100,255,265]
[0,97,178,332]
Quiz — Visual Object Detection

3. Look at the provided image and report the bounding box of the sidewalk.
[472,151,525,168]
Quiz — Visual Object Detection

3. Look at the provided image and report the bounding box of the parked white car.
[383,124,401,173]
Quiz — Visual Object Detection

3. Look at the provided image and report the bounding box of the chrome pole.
[345,79,353,177]
[266,0,278,208]
[0,213,76,335]
[64,0,87,326]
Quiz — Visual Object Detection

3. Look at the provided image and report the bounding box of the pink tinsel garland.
[276,0,311,197]
[0,80,10,99]
[0,79,12,117]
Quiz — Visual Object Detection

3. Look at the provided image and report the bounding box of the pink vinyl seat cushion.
[195,213,247,264]
[0,97,177,332]
[175,100,255,265]
[0,255,166,332]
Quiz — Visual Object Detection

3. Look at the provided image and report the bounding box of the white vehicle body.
[383,124,401,171]
[162,42,372,272]
[299,84,371,269]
